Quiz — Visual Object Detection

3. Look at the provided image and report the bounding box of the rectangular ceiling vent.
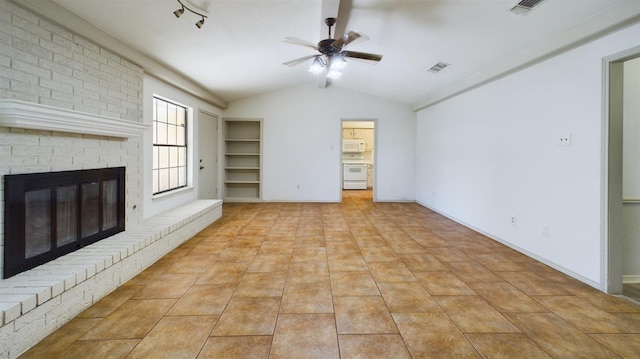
[428,62,450,73]
[510,0,546,15]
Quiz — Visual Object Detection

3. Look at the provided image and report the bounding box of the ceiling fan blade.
[283,37,318,50]
[342,50,382,63]
[333,0,352,42]
[283,55,318,67]
[332,31,368,49]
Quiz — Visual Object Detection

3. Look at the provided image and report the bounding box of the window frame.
[152,96,189,195]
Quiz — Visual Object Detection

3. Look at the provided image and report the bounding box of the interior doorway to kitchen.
[341,120,376,202]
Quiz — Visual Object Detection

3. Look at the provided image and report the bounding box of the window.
[152,97,187,194]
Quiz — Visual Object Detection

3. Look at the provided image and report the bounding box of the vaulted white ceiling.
[27,0,640,109]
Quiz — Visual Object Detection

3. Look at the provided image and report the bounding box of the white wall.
[416,23,640,287]
[622,57,640,280]
[224,83,416,202]
[142,75,223,218]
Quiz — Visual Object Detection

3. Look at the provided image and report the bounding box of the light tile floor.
[20,190,640,358]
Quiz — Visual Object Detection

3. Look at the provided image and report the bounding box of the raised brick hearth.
[0,199,222,357]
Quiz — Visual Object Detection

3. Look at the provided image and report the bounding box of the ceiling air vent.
[510,0,546,15]
[428,62,450,73]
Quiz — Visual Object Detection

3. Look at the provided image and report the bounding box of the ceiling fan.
[283,17,383,87]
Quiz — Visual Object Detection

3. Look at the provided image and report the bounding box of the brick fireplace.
[3,166,126,278]
[0,99,148,278]
[0,99,150,355]
[0,3,223,356]
[0,99,222,358]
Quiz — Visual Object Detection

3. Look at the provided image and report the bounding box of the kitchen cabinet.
[364,129,374,151]
[224,118,262,202]
[367,165,374,188]
[343,128,365,139]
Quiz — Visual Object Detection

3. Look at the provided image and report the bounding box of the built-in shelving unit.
[223,118,262,202]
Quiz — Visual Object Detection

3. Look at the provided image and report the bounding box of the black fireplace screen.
[4,167,125,278]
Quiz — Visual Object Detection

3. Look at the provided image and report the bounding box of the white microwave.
[343,139,365,152]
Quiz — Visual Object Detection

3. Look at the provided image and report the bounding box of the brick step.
[0,199,222,358]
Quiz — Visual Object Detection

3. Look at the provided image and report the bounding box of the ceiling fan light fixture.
[308,57,325,74]
[327,68,343,79]
[283,17,383,86]
[329,55,347,70]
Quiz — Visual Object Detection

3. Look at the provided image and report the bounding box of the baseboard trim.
[623,275,640,284]
[416,200,601,290]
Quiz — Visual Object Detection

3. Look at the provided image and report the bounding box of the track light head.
[173,1,208,29]
[195,17,205,28]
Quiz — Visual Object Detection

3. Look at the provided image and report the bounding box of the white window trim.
[151,95,192,196]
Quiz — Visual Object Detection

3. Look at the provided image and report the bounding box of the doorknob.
[200,166,205,170]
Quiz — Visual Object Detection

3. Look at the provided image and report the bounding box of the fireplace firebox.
[3,167,125,278]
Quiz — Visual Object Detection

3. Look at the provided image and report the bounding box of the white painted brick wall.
[0,0,143,120]
[0,3,225,358]
[0,0,146,259]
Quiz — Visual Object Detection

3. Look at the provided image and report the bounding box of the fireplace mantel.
[0,99,148,138]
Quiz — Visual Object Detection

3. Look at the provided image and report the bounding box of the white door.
[198,110,218,199]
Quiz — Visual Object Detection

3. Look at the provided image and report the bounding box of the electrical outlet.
[542,225,549,237]
[511,216,517,225]
[557,133,572,146]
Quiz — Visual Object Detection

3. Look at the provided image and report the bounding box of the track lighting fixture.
[195,16,205,28]
[173,0,208,29]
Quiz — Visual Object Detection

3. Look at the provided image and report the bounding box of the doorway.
[341,120,376,201]
[198,110,218,199]
[604,47,640,298]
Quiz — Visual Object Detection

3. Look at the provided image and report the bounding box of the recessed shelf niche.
[223,118,262,202]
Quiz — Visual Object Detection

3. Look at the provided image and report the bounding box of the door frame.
[340,119,378,202]
[601,46,640,293]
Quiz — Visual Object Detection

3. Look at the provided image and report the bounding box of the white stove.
[342,154,367,190]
